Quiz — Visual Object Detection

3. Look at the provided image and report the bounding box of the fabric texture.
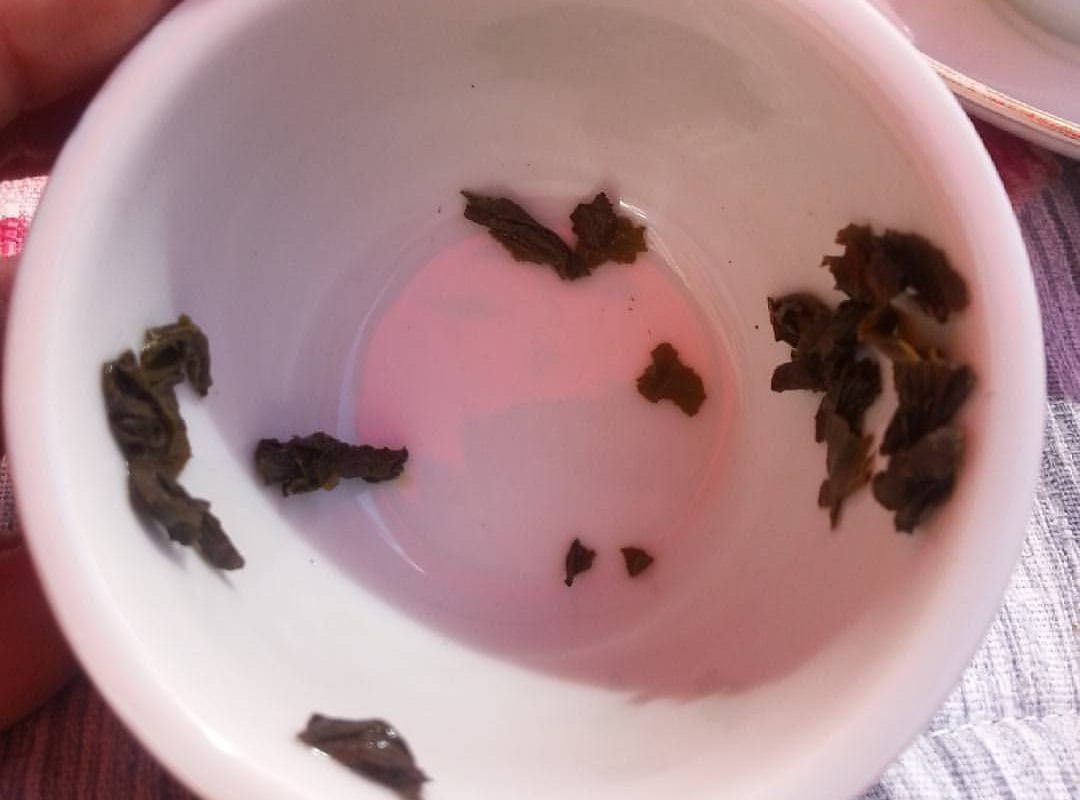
[0,128,1077,799]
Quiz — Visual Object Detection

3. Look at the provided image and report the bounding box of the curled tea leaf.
[570,192,647,269]
[873,427,964,532]
[128,461,244,570]
[818,412,875,528]
[880,230,969,323]
[823,224,969,322]
[140,314,212,395]
[462,191,585,280]
[299,714,428,800]
[767,293,832,348]
[255,432,408,496]
[856,303,920,362]
[564,538,596,587]
[620,546,654,577]
[814,357,882,442]
[102,351,191,479]
[104,316,243,570]
[636,342,706,416]
[882,359,975,455]
[767,296,870,395]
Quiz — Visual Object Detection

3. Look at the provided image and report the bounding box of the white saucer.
[877,0,1080,157]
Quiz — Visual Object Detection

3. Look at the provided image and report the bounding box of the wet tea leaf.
[564,538,596,587]
[818,412,875,528]
[570,192,647,269]
[814,357,882,442]
[299,714,428,800]
[128,460,244,570]
[856,303,920,362]
[140,314,212,395]
[255,432,408,496]
[462,191,585,280]
[102,351,191,479]
[873,426,964,532]
[767,293,832,348]
[882,359,975,455]
[636,342,706,416]
[823,224,969,322]
[620,546,654,577]
[103,316,242,570]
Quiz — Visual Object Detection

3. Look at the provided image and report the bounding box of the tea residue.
[620,546,655,577]
[873,426,964,532]
[570,192,647,270]
[462,190,647,281]
[255,432,408,496]
[299,714,428,800]
[769,223,974,531]
[462,191,583,279]
[564,538,596,587]
[102,316,243,570]
[636,342,706,416]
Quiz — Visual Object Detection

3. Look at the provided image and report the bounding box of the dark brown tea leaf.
[767,296,870,395]
[823,224,969,322]
[771,358,825,393]
[636,342,706,416]
[462,190,585,280]
[299,714,428,800]
[564,538,596,587]
[102,351,191,479]
[856,303,920,362]
[814,357,882,442]
[255,432,408,496]
[140,314,212,395]
[570,192,647,269]
[128,461,244,569]
[767,293,832,348]
[620,546,654,577]
[873,426,964,532]
[880,230,970,323]
[823,224,902,307]
[818,412,874,528]
[882,359,975,455]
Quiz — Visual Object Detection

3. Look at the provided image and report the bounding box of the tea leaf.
[620,546,654,577]
[636,342,706,416]
[856,303,920,362]
[462,191,585,280]
[299,714,428,800]
[570,192,647,269]
[823,224,969,322]
[102,351,191,479]
[817,412,874,528]
[140,314,212,395]
[255,432,408,496]
[882,359,975,455]
[814,357,882,442]
[767,293,831,348]
[103,317,242,570]
[564,538,596,587]
[128,460,244,570]
[873,427,964,532]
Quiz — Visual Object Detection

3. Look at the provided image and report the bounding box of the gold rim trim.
[928,56,1080,148]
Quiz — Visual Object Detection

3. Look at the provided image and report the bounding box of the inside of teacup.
[39,0,996,796]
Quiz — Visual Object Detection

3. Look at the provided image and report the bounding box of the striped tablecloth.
[0,121,1077,799]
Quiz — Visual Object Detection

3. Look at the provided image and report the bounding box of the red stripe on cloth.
[0,218,27,258]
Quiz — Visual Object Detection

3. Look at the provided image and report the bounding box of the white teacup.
[1008,0,1080,43]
